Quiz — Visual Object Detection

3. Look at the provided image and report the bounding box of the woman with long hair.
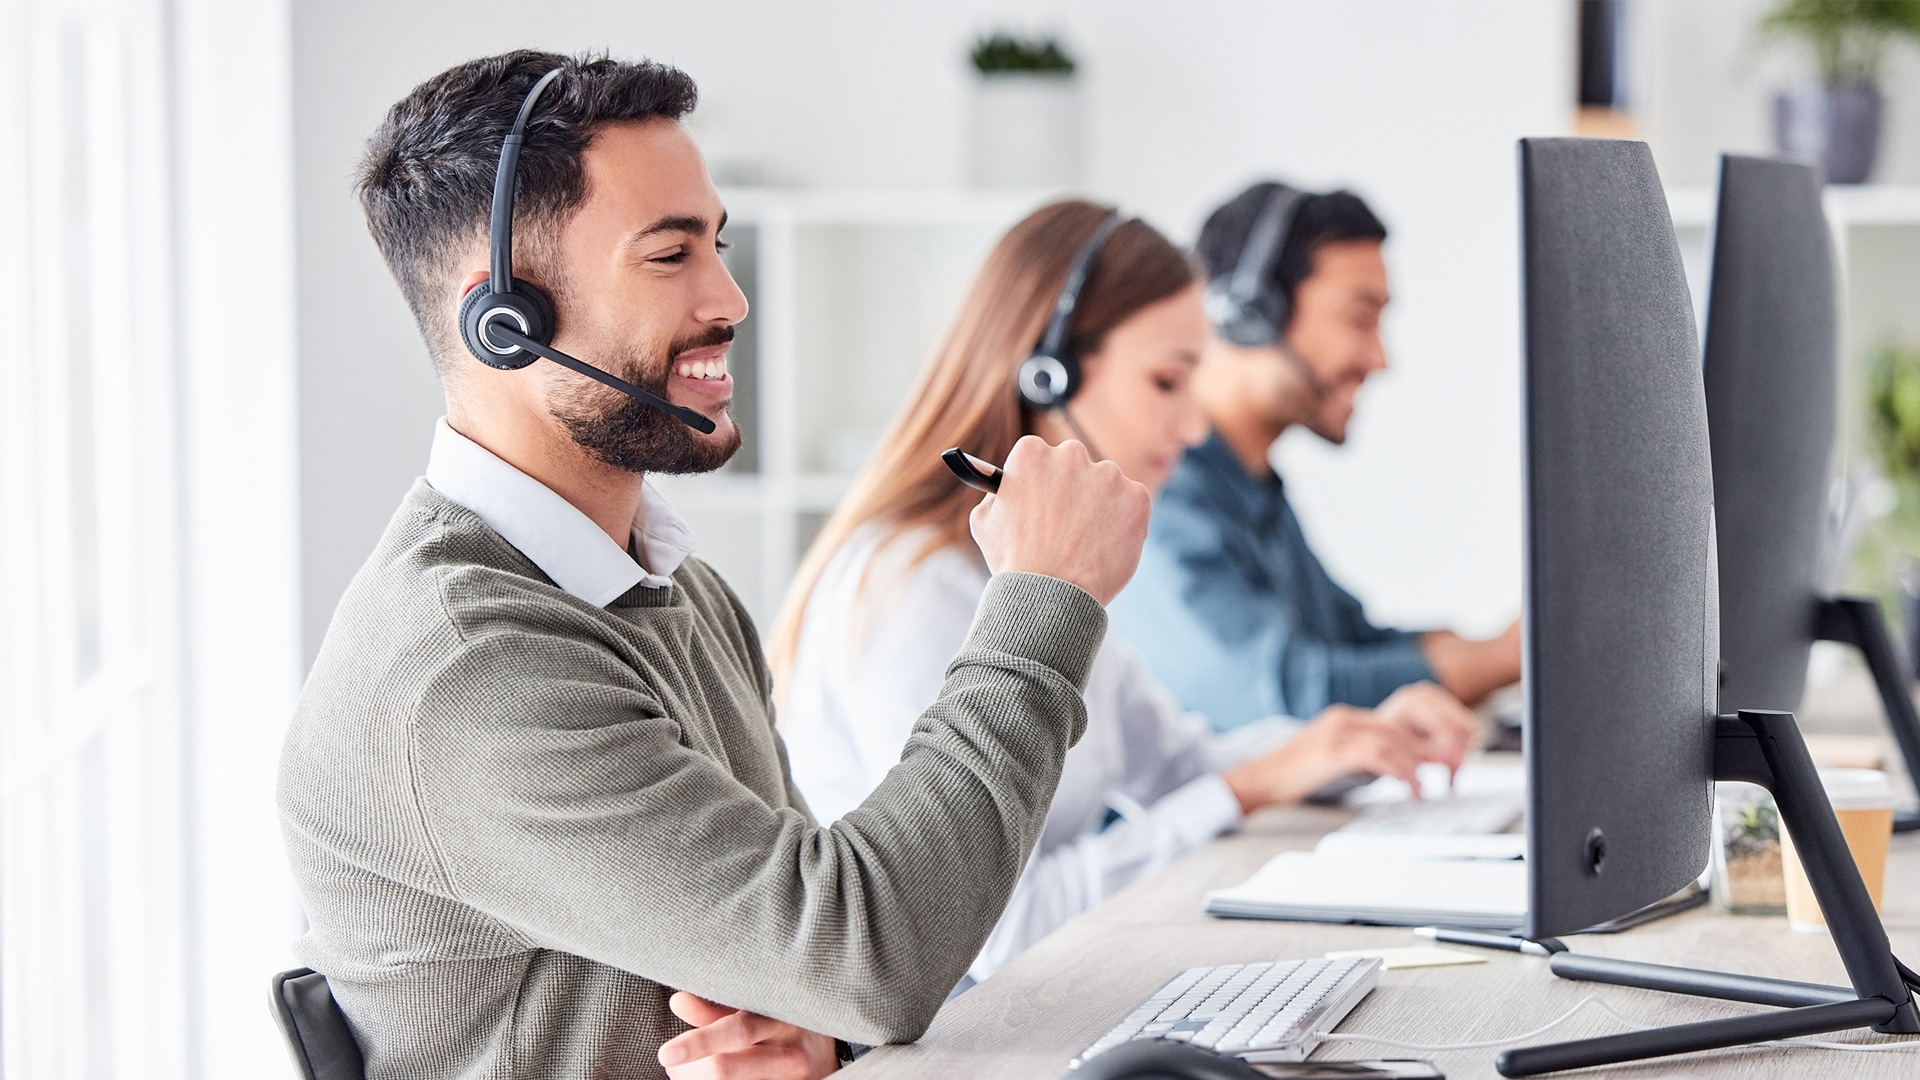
[770,200,1476,985]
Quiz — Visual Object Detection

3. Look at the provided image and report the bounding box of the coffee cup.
[1779,768,1895,933]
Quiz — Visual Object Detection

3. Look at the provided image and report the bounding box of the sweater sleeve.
[408,571,1103,1046]
[966,771,1242,980]
[962,654,1301,980]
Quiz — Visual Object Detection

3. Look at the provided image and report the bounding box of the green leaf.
[1759,0,1920,83]
[971,32,1077,75]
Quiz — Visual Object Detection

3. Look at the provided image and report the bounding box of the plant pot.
[1774,81,1883,185]
[971,73,1080,188]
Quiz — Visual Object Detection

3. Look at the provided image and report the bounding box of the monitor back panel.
[1520,137,1718,939]
[1705,154,1835,716]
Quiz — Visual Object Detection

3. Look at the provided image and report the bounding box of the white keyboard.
[1068,957,1381,1068]
[1337,793,1524,836]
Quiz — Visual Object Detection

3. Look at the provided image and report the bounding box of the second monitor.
[1704,151,1920,830]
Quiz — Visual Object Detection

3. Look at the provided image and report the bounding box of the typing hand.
[1223,705,1432,811]
[657,992,840,1080]
[969,435,1151,606]
[1372,681,1480,776]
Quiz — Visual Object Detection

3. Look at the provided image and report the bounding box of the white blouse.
[780,526,1296,983]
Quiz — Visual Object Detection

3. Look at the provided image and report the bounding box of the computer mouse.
[1068,1042,1445,1080]
[1069,1040,1268,1080]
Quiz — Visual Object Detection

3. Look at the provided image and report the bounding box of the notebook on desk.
[1203,833,1702,932]
[1202,849,1528,930]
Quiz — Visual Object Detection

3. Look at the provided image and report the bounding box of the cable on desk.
[1318,995,1651,1052]
[1320,994,1920,1054]
[1785,1038,1920,1052]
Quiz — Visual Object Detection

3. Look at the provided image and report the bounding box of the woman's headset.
[458,67,715,434]
[1016,211,1128,409]
[944,209,1127,493]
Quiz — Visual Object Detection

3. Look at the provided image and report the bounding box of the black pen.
[941,448,1003,493]
[1414,926,1566,956]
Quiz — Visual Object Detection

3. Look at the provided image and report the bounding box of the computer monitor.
[1519,136,1718,942]
[1705,153,1834,717]
[1503,137,1917,1077]
[1703,152,1920,829]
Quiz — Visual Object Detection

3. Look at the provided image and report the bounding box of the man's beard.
[1279,344,1347,445]
[554,325,743,475]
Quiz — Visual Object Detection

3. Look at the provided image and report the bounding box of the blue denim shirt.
[1110,432,1434,730]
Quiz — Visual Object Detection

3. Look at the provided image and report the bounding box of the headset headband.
[1224,185,1305,309]
[489,68,564,295]
[1035,212,1127,361]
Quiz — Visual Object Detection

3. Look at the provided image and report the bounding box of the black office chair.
[270,967,367,1080]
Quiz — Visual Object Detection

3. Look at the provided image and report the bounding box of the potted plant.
[1762,0,1920,184]
[969,32,1080,188]
[1712,783,1786,913]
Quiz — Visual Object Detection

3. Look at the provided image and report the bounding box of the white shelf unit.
[650,187,1058,627]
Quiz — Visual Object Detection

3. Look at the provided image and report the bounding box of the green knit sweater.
[278,481,1106,1079]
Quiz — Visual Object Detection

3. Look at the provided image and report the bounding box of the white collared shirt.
[781,524,1299,982]
[424,418,698,606]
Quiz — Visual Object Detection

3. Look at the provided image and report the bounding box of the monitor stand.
[1496,709,1920,1077]
[1816,597,1920,832]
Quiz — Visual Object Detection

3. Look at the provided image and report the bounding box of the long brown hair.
[768,200,1195,683]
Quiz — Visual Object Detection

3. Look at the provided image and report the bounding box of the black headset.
[1201,184,1307,348]
[458,67,716,435]
[1016,211,1127,409]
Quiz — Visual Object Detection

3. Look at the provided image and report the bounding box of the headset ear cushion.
[460,279,558,369]
[1220,291,1288,348]
[1206,277,1281,348]
[1018,353,1075,408]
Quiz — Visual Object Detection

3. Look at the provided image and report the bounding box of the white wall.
[293,0,1576,660]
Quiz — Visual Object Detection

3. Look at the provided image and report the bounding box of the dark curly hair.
[356,50,699,368]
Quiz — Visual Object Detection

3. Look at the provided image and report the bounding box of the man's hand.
[1372,681,1481,774]
[1420,619,1523,706]
[970,435,1152,606]
[1220,682,1477,812]
[656,992,839,1080]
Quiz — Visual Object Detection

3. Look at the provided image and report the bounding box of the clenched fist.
[969,435,1152,606]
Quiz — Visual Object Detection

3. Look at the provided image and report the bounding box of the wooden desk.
[848,806,1920,1079]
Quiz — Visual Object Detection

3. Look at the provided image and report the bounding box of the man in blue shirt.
[1112,182,1520,729]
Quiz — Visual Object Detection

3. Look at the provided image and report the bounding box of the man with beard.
[278,51,1150,1080]
[1111,182,1520,731]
